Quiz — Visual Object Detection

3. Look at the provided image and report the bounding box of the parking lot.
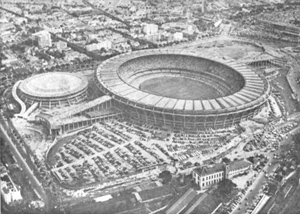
[47,118,242,187]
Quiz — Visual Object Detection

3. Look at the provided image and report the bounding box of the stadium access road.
[0,116,50,212]
[232,152,279,214]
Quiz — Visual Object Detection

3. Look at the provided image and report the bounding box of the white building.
[34,30,52,48]
[186,25,195,34]
[194,0,205,13]
[192,159,252,190]
[86,40,112,52]
[86,33,98,42]
[42,23,62,34]
[173,32,183,41]
[56,41,67,52]
[143,24,158,35]
[15,17,28,25]
[145,33,162,43]
[1,173,22,204]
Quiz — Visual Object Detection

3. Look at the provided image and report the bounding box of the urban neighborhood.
[1,0,300,214]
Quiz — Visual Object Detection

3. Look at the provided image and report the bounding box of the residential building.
[227,159,252,178]
[0,22,15,32]
[86,40,112,52]
[0,72,13,86]
[56,41,67,52]
[194,0,205,13]
[173,32,183,41]
[42,22,63,34]
[1,172,22,205]
[143,24,159,35]
[34,30,52,48]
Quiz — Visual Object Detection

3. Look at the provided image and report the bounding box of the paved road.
[231,122,300,214]
[11,80,27,115]
[232,152,278,214]
[0,117,49,212]
[287,112,300,121]
[281,51,300,101]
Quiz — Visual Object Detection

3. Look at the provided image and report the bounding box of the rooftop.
[96,49,270,113]
[194,159,252,177]
[228,159,252,171]
[138,185,173,202]
[19,72,88,98]
[166,188,197,214]
[194,163,224,177]
[36,95,113,128]
[84,107,122,118]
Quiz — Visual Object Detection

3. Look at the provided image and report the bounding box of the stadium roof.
[96,49,269,114]
[19,72,88,98]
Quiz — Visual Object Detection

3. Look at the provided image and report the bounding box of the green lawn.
[140,76,221,100]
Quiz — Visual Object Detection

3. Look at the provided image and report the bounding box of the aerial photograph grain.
[1,0,300,214]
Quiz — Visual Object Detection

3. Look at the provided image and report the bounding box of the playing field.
[214,43,263,60]
[140,76,221,100]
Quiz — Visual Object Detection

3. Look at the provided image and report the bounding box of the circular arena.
[18,72,88,109]
[96,49,270,130]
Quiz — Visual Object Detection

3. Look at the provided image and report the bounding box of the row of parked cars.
[245,193,265,214]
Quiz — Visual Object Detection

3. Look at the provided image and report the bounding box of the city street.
[232,153,278,214]
[0,116,49,212]
[231,122,300,214]
[1,1,300,214]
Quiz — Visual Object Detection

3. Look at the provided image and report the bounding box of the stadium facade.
[18,72,88,109]
[95,49,270,131]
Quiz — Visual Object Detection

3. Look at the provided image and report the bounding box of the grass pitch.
[140,76,221,100]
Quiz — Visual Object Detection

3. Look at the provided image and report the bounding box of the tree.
[215,179,237,199]
[100,47,106,53]
[38,68,45,73]
[158,170,172,184]
[222,157,231,164]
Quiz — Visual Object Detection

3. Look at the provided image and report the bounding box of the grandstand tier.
[96,49,270,130]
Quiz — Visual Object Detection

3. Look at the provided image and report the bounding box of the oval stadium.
[18,72,88,109]
[95,49,270,130]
